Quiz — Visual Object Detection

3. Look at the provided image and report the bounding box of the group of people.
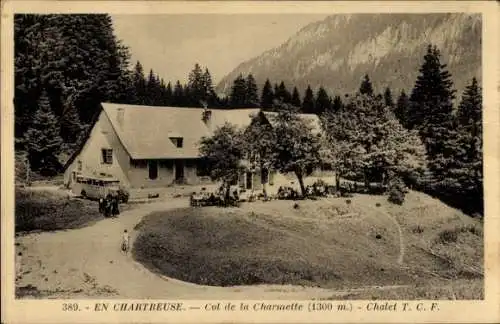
[277,186,300,200]
[98,193,120,218]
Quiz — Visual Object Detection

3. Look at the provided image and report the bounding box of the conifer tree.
[331,95,343,112]
[384,86,394,109]
[260,79,274,109]
[301,85,315,114]
[188,63,204,105]
[172,80,185,107]
[408,44,456,178]
[246,74,259,107]
[146,69,161,105]
[451,77,483,214]
[229,74,247,108]
[164,81,173,106]
[133,61,147,105]
[395,90,409,127]
[315,87,331,115]
[60,93,83,143]
[291,87,301,108]
[275,81,292,104]
[457,77,481,135]
[24,91,63,174]
[359,74,374,96]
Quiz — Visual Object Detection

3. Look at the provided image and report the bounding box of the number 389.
[62,303,79,311]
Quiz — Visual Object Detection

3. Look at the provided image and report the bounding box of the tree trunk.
[364,168,370,191]
[295,171,306,197]
[335,171,341,192]
[224,181,231,201]
[261,166,268,198]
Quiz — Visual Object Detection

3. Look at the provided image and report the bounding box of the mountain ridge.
[216,13,481,101]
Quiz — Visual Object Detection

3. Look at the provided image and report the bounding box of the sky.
[111,14,328,85]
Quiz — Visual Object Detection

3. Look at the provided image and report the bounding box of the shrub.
[438,229,458,244]
[387,176,406,205]
[345,199,351,205]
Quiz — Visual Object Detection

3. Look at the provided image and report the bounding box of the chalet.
[63,103,323,195]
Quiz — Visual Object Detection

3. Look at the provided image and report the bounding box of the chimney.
[117,108,124,128]
[201,101,212,125]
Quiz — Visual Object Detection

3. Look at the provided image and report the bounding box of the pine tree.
[315,87,331,115]
[246,74,259,107]
[276,81,291,103]
[331,95,343,112]
[146,69,161,105]
[14,14,135,146]
[172,80,185,107]
[260,79,274,109]
[201,68,215,106]
[188,63,204,106]
[164,81,173,106]
[395,90,409,127]
[408,45,456,131]
[133,61,147,105]
[408,44,456,178]
[457,77,481,135]
[291,87,301,108]
[60,93,82,143]
[384,86,394,109]
[450,77,483,214]
[24,91,63,174]
[301,85,315,114]
[359,74,374,96]
[229,74,247,108]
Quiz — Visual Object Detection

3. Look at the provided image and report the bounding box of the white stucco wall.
[63,111,131,188]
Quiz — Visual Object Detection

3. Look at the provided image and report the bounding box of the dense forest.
[14,14,482,215]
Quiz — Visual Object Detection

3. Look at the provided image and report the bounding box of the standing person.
[104,194,112,218]
[121,230,130,255]
[111,194,120,217]
[98,197,105,214]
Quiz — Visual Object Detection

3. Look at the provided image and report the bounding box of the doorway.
[175,160,184,182]
[149,160,158,180]
[246,172,253,189]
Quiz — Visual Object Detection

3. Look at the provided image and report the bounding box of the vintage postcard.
[1,1,499,323]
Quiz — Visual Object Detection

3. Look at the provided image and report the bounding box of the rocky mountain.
[216,13,481,101]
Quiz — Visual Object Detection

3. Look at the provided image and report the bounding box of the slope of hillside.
[133,191,483,298]
[216,13,481,99]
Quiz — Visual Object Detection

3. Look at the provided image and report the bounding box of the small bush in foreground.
[438,229,458,244]
[388,177,406,205]
[437,224,483,245]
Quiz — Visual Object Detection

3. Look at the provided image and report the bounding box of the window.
[77,160,82,171]
[101,149,113,164]
[170,137,183,148]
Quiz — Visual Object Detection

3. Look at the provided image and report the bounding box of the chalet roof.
[64,103,326,169]
[102,103,260,159]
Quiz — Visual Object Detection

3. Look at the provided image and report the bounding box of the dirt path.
[15,199,348,299]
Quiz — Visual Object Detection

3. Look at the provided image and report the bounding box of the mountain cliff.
[216,14,481,100]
